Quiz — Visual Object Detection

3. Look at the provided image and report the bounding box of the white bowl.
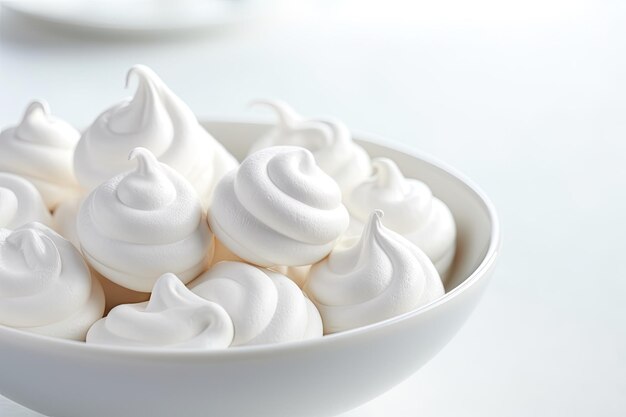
[0,120,500,417]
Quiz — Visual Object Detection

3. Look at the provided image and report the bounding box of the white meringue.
[50,198,148,314]
[52,195,82,248]
[249,100,371,195]
[0,222,104,340]
[345,158,456,277]
[0,173,53,229]
[74,65,237,207]
[87,273,233,349]
[305,210,444,334]
[77,147,214,292]
[191,261,322,346]
[0,101,81,209]
[209,146,349,267]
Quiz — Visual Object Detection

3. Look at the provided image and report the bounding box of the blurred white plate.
[2,0,258,35]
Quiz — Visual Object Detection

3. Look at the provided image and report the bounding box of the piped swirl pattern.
[0,101,80,209]
[77,147,213,292]
[191,261,322,346]
[249,100,371,195]
[0,222,104,340]
[209,146,349,267]
[74,65,237,206]
[305,211,444,334]
[345,158,457,277]
[87,273,233,349]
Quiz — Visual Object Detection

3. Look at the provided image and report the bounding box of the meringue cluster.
[0,65,455,349]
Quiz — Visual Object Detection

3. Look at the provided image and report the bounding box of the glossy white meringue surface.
[87,273,233,349]
[0,101,81,209]
[77,147,213,292]
[191,261,322,346]
[209,146,349,267]
[0,222,104,341]
[346,158,457,278]
[0,173,53,229]
[52,195,83,248]
[306,211,444,334]
[50,197,147,314]
[74,65,237,206]
[248,100,371,195]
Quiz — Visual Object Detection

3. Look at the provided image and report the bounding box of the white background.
[1,1,625,416]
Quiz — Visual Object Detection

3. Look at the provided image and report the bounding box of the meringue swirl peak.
[74,65,237,207]
[345,157,456,277]
[109,65,173,143]
[249,100,371,195]
[351,158,433,231]
[4,228,61,275]
[305,210,444,334]
[16,101,77,148]
[87,273,234,349]
[77,147,214,292]
[0,100,81,209]
[250,99,333,149]
[0,222,105,340]
[117,147,176,210]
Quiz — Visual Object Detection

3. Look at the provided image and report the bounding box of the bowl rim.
[0,120,501,359]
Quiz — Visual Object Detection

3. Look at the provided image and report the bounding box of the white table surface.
[1,1,625,416]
